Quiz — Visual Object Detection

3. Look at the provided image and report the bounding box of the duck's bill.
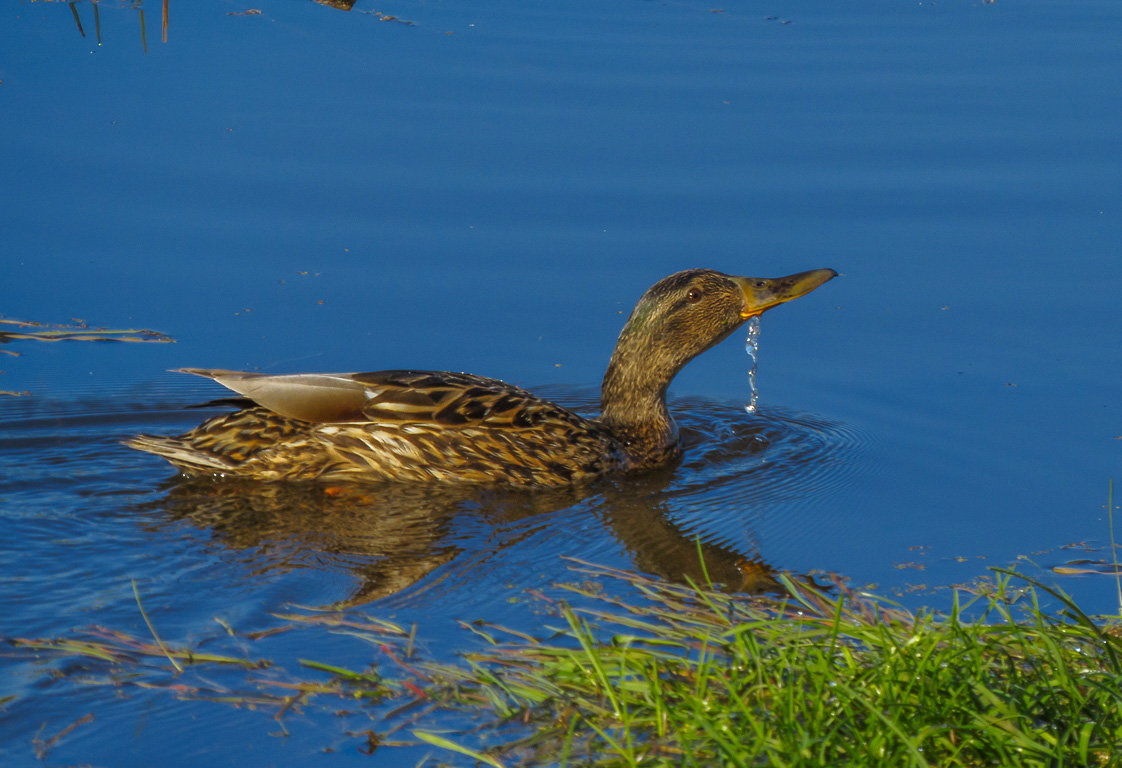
[735,268,838,319]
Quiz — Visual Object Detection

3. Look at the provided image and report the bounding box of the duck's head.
[609,267,837,377]
[600,267,836,441]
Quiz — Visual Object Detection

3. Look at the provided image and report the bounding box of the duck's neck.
[599,325,682,464]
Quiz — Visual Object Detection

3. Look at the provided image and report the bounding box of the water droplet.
[744,316,761,413]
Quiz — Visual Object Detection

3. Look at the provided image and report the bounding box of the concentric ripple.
[674,396,865,505]
[0,387,864,612]
[578,395,866,591]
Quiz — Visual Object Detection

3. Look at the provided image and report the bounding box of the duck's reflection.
[596,474,787,595]
[148,470,797,607]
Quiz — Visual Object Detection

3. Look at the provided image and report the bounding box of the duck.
[125,268,836,487]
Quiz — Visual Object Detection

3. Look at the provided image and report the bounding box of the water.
[744,316,762,414]
[3,0,1122,764]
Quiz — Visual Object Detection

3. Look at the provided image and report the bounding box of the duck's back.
[126,370,627,487]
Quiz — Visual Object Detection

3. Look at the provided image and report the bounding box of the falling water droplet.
[744,316,762,413]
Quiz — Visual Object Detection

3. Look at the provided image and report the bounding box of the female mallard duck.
[127,268,835,487]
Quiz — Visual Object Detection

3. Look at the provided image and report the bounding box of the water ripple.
[0,389,863,609]
[586,395,866,592]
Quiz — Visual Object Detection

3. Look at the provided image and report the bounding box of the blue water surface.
[2,0,1121,764]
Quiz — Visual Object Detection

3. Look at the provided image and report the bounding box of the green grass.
[9,562,1122,766]
[416,561,1122,767]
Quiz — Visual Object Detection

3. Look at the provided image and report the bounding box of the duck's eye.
[686,288,703,303]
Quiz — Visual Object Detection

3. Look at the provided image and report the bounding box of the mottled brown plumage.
[126,268,836,487]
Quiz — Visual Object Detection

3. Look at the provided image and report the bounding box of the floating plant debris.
[0,318,174,344]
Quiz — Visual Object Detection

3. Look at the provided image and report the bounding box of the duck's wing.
[177,369,371,422]
[176,368,578,428]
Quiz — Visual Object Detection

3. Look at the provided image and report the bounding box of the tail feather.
[123,434,236,474]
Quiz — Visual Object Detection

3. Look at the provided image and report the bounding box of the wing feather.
[177,368,369,422]
[177,368,579,429]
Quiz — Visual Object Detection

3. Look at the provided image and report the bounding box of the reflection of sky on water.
[2,0,1122,762]
[5,0,1120,596]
